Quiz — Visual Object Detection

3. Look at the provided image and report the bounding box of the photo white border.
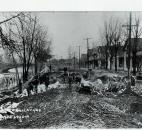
[0,0,142,11]
[0,0,141,130]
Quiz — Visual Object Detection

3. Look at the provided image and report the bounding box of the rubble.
[81,78,93,87]
[48,81,61,89]
[0,69,140,128]
[21,89,28,97]
[77,73,127,96]
[37,84,46,93]
[0,101,22,121]
[92,79,105,91]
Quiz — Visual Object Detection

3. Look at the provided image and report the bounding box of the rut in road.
[49,88,106,128]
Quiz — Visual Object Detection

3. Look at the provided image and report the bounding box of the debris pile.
[48,81,61,89]
[0,101,22,121]
[37,84,46,93]
[77,73,127,96]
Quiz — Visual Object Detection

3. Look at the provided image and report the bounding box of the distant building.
[122,38,142,72]
[54,57,78,70]
[82,46,106,69]
[80,54,87,68]
[85,38,142,72]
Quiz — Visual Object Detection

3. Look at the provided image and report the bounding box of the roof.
[88,48,98,56]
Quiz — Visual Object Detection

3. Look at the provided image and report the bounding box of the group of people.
[26,72,50,96]
[16,66,82,96]
[17,73,49,96]
[62,68,82,90]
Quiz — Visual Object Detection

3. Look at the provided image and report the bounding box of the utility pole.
[84,38,92,70]
[128,13,132,79]
[122,12,136,78]
[77,45,81,70]
[74,52,75,71]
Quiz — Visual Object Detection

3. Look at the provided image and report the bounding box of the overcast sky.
[37,11,142,59]
[1,12,142,59]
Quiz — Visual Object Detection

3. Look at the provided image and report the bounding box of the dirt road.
[0,83,141,128]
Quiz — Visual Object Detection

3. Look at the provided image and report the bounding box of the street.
[0,11,142,129]
[0,69,141,128]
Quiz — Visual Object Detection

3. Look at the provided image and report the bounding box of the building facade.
[81,38,142,73]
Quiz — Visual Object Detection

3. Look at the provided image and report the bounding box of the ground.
[0,83,142,128]
[0,69,142,128]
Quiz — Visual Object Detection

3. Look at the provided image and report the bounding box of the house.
[83,46,106,69]
[80,38,142,73]
[97,46,106,69]
[122,38,142,72]
[103,38,142,72]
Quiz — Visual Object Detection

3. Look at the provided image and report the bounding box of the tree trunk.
[114,53,117,72]
[110,57,113,70]
[105,49,108,69]
[22,62,28,82]
[24,71,28,81]
[132,51,137,75]
[11,54,20,85]
[23,39,27,83]
[34,57,38,75]
[22,62,25,83]
[132,37,137,76]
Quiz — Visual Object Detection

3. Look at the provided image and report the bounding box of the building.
[86,38,142,73]
[80,54,87,68]
[86,46,106,69]
[122,38,142,72]
[54,57,78,70]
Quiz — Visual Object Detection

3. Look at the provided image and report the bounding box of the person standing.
[45,74,50,91]
[27,82,33,97]
[68,74,73,91]
[18,79,22,94]
[34,74,39,94]
[63,67,68,83]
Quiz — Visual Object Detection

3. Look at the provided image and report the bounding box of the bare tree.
[101,18,115,70]
[111,19,123,71]
[0,27,20,85]
[132,17,142,75]
[0,13,52,83]
[33,27,52,74]
[101,17,125,71]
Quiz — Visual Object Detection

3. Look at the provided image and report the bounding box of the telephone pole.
[84,38,92,70]
[74,52,76,71]
[128,12,132,78]
[77,45,81,70]
[122,12,136,78]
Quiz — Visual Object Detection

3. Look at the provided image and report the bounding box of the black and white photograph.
[0,5,142,128]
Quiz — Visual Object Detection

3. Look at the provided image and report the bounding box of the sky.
[1,11,142,59]
[36,11,140,59]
